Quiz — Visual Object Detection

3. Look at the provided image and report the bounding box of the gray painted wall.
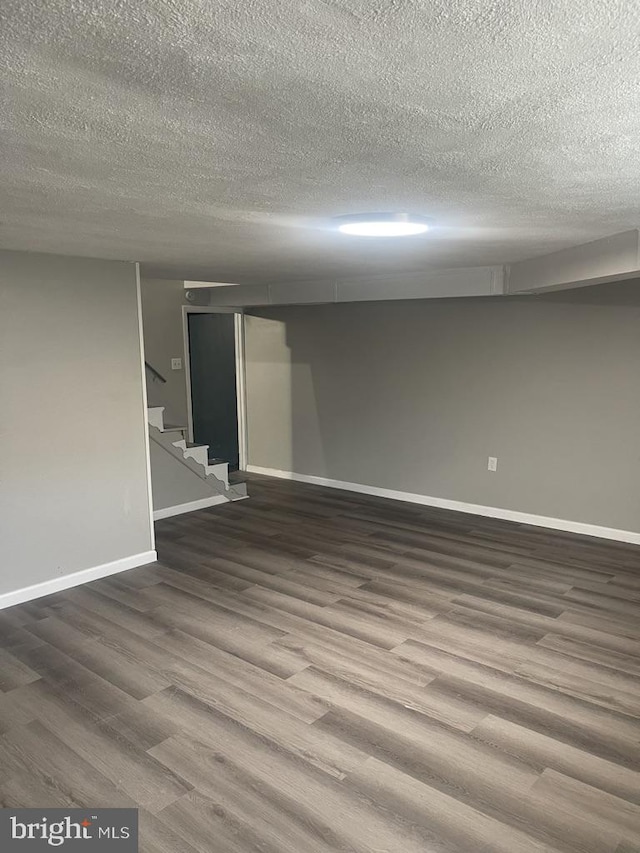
[0,250,154,595]
[245,280,640,532]
[140,278,190,427]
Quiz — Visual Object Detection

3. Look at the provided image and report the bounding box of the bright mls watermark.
[0,810,138,851]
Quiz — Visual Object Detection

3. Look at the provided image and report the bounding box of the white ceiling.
[2,0,640,284]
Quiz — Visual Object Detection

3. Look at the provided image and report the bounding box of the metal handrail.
[145,361,167,383]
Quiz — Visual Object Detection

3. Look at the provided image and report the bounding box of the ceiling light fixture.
[334,212,430,237]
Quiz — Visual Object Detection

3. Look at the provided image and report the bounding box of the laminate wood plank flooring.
[1,473,639,852]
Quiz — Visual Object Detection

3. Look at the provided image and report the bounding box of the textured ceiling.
[2,0,640,284]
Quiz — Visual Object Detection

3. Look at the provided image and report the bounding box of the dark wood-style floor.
[1,475,640,852]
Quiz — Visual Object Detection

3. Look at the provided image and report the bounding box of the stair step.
[147,407,165,431]
[179,445,210,467]
[206,461,229,481]
[229,481,248,499]
[172,439,206,449]
[167,438,228,484]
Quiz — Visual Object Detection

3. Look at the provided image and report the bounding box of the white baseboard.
[247,465,640,546]
[153,494,228,520]
[0,550,158,611]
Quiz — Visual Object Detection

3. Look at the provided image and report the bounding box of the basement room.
[1,2,639,851]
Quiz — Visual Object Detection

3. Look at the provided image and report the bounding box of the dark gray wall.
[0,250,154,596]
[245,281,640,532]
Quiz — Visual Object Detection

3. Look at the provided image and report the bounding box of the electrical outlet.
[488,456,498,472]
[171,358,182,370]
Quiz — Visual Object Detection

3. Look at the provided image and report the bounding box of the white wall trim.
[153,494,228,520]
[246,465,640,546]
[0,550,157,611]
[135,262,156,551]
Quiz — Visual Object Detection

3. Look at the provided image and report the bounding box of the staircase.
[147,406,247,520]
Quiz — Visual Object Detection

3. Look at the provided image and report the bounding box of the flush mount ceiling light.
[334,212,430,237]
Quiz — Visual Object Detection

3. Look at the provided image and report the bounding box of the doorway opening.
[183,308,247,472]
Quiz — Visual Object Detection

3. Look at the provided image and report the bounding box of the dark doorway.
[187,312,239,470]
